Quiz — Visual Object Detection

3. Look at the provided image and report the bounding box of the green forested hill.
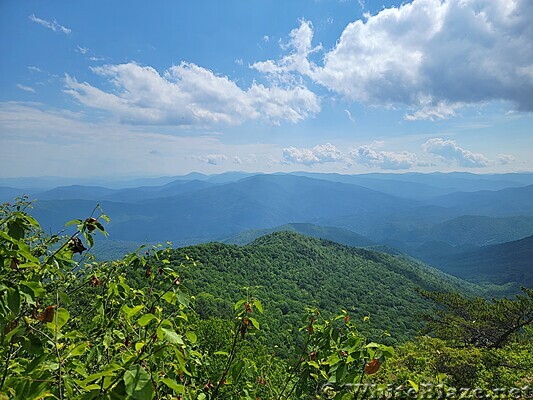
[163,232,479,351]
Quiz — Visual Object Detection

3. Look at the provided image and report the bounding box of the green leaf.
[67,342,89,358]
[234,299,246,311]
[125,305,144,319]
[176,291,190,307]
[21,281,46,298]
[229,360,245,382]
[137,313,157,327]
[7,287,21,315]
[65,219,82,227]
[253,299,264,314]
[123,365,153,400]
[46,308,70,331]
[95,221,105,232]
[162,291,176,305]
[248,317,260,330]
[161,378,185,394]
[158,326,184,344]
[185,331,197,344]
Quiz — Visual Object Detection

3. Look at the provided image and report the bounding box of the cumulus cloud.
[29,14,71,34]
[498,154,516,165]
[422,138,490,167]
[257,0,533,116]
[252,20,321,78]
[350,143,418,170]
[64,62,320,126]
[282,143,343,165]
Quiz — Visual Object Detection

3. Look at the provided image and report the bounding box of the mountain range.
[2,171,532,289]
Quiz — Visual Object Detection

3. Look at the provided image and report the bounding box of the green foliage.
[1,199,395,399]
[285,308,394,399]
[419,289,533,348]
[0,199,204,399]
[370,335,533,390]
[368,292,533,392]
[2,198,530,398]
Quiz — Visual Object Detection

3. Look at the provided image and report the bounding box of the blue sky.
[1,0,532,178]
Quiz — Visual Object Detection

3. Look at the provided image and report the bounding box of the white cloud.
[252,20,321,78]
[263,35,270,42]
[404,100,460,121]
[29,14,71,34]
[350,143,418,170]
[64,62,320,126]
[233,156,243,164]
[76,46,89,55]
[498,154,516,165]
[258,0,533,116]
[16,84,36,93]
[344,109,355,122]
[196,154,228,165]
[422,138,490,167]
[283,143,343,165]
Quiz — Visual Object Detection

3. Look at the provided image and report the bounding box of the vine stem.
[276,334,311,400]
[353,366,366,400]
[55,289,63,400]
[0,336,14,390]
[211,316,244,399]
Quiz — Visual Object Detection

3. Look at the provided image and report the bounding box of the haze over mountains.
[2,171,532,289]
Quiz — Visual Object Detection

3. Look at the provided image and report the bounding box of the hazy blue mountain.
[29,174,417,243]
[17,173,533,260]
[355,172,530,192]
[289,172,452,200]
[319,205,460,241]
[0,177,84,190]
[425,235,533,288]
[404,215,533,247]
[0,187,39,203]
[104,179,215,202]
[221,222,375,247]
[426,185,533,216]
[204,171,261,183]
[36,185,118,200]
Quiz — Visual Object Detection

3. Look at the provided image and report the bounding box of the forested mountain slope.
[163,232,479,349]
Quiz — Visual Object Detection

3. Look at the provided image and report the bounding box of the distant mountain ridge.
[221,222,375,247]
[425,235,533,288]
[5,171,531,291]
